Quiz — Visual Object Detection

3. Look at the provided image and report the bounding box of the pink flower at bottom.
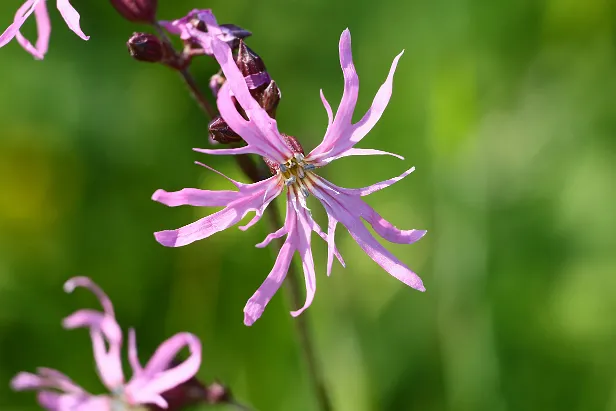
[0,0,89,59]
[153,29,427,326]
[11,277,201,410]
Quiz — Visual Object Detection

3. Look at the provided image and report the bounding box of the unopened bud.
[220,24,252,40]
[260,80,281,117]
[110,0,157,23]
[208,116,242,144]
[146,359,207,411]
[127,32,164,62]
[236,40,266,78]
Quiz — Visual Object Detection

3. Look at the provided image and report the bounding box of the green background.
[1,0,615,410]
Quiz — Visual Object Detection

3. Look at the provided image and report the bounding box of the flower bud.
[208,116,242,144]
[110,0,157,23]
[220,24,252,40]
[259,80,281,117]
[236,40,266,78]
[127,32,164,62]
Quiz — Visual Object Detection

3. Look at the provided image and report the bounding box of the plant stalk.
[265,200,334,411]
[153,22,217,119]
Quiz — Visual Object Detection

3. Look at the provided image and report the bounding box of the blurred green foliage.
[1,0,616,410]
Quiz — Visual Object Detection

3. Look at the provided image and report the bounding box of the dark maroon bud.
[260,80,281,117]
[220,24,252,40]
[109,0,157,23]
[236,40,267,77]
[208,116,242,144]
[127,32,164,62]
[146,361,207,411]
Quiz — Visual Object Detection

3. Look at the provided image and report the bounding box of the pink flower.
[159,9,250,57]
[153,29,427,326]
[0,0,88,59]
[11,277,202,410]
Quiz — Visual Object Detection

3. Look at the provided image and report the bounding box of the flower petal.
[11,369,84,394]
[337,50,404,155]
[64,276,115,316]
[63,278,125,390]
[290,204,317,317]
[155,177,281,247]
[37,392,110,411]
[313,180,425,291]
[193,145,262,157]
[126,333,201,407]
[238,185,280,231]
[128,328,144,378]
[316,176,426,245]
[152,188,241,208]
[56,0,89,40]
[314,147,404,166]
[325,215,342,276]
[244,240,294,326]
[15,0,49,59]
[0,0,38,49]
[336,166,415,197]
[215,83,281,160]
[308,31,404,163]
[210,38,293,163]
[255,203,294,248]
[308,29,358,158]
[320,89,333,127]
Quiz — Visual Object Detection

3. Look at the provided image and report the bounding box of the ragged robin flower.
[11,277,201,410]
[0,0,88,59]
[152,29,427,326]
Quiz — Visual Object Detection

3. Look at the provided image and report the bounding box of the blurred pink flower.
[159,9,250,57]
[0,0,88,59]
[11,277,201,410]
[153,29,427,326]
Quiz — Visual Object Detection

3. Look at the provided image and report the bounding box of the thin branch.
[265,198,334,411]
[153,22,217,119]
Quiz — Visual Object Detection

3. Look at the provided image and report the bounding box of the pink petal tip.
[154,230,180,247]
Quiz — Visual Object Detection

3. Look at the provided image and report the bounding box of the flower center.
[111,388,147,411]
[278,152,316,198]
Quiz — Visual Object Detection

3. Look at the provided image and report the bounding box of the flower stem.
[152,22,217,119]
[265,199,333,411]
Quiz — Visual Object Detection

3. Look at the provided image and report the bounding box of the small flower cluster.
[12,277,202,410]
[2,0,427,409]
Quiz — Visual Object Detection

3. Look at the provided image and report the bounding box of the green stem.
[153,22,217,119]
[265,200,333,411]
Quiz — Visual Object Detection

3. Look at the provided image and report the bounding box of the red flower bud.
[208,116,242,144]
[110,0,158,23]
[127,32,164,62]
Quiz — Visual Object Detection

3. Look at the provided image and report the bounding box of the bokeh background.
[1,0,616,410]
